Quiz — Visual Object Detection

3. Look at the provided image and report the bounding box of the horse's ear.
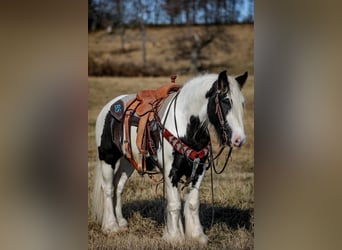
[217,70,229,94]
[235,71,248,89]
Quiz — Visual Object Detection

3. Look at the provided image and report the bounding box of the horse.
[92,70,248,244]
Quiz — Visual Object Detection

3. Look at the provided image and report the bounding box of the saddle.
[123,76,181,174]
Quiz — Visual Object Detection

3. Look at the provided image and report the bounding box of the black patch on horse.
[169,116,210,187]
[98,112,123,167]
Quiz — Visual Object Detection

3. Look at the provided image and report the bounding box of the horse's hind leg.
[101,160,121,233]
[113,158,134,229]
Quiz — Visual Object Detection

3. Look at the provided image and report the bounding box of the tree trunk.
[189,33,201,73]
[140,18,147,66]
[189,48,200,73]
[138,0,147,66]
[119,25,125,51]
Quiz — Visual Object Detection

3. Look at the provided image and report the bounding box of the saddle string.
[173,92,183,154]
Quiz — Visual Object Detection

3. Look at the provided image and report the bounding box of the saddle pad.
[110,100,125,121]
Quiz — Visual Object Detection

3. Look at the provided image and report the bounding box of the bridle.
[214,91,230,147]
[210,91,233,174]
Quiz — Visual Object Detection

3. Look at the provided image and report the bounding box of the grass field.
[88,25,254,249]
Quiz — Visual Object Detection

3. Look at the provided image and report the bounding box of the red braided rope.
[163,128,211,160]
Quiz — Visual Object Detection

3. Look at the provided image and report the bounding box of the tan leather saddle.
[124,76,181,174]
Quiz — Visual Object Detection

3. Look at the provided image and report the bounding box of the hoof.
[187,233,208,245]
[118,218,128,229]
[162,231,184,243]
[195,234,208,245]
[102,222,120,234]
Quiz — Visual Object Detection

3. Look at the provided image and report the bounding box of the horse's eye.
[242,102,245,108]
[222,98,232,105]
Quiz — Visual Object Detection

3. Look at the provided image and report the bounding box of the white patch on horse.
[226,75,246,147]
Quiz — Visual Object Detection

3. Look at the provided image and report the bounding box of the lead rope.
[208,130,233,228]
[209,148,215,227]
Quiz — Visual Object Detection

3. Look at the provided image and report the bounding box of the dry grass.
[88,24,254,76]
[88,75,254,249]
[88,24,253,249]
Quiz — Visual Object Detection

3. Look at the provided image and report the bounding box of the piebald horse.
[92,70,248,244]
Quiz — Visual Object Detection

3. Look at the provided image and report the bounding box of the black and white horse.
[92,70,248,244]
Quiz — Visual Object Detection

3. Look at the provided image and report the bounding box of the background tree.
[88,0,253,74]
[111,0,126,51]
[134,0,148,66]
[88,0,98,31]
[246,0,254,23]
[162,0,182,25]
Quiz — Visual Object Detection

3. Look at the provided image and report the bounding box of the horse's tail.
[92,153,104,223]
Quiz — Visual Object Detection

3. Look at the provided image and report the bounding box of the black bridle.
[209,91,233,174]
[214,92,229,146]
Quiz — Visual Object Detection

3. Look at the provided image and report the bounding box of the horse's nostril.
[234,138,241,145]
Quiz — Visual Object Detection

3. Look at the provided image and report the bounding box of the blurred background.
[88,0,254,76]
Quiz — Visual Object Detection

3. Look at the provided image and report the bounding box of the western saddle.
[122,76,181,174]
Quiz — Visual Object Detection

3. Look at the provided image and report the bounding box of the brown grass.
[88,24,254,76]
[88,24,253,249]
[88,74,254,249]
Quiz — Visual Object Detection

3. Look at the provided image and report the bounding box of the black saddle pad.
[110,100,125,121]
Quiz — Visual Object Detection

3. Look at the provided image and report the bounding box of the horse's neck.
[171,84,209,137]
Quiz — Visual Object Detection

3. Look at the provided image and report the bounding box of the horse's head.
[206,70,248,148]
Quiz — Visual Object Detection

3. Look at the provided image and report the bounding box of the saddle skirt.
[109,78,182,174]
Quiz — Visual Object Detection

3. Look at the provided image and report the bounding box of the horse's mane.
[180,74,218,97]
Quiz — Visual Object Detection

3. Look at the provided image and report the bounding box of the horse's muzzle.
[231,134,246,148]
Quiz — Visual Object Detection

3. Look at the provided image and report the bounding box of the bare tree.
[153,0,161,24]
[172,25,230,73]
[247,0,254,22]
[114,0,126,51]
[162,0,182,24]
[136,0,147,66]
[88,0,98,31]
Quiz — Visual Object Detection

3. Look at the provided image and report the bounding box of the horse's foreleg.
[163,170,184,242]
[113,158,134,229]
[184,169,208,244]
[101,161,120,233]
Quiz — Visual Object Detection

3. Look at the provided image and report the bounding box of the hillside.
[88,24,254,76]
